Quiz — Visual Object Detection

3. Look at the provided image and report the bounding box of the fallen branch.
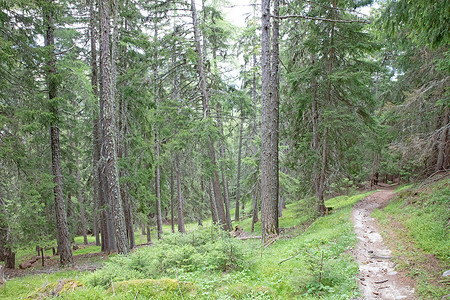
[236,236,261,240]
[278,250,302,265]
[374,279,388,284]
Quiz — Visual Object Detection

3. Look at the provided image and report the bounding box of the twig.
[175,270,184,300]
[279,250,302,265]
[134,290,139,300]
[271,14,370,24]
[374,279,388,284]
[111,280,115,296]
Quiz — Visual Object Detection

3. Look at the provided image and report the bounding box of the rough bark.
[190,0,228,230]
[117,17,135,249]
[44,0,73,266]
[90,0,100,247]
[100,0,129,255]
[260,0,279,242]
[234,118,244,221]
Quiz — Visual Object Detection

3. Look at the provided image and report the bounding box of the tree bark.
[75,150,88,245]
[170,166,175,233]
[251,182,259,233]
[310,55,321,197]
[317,1,336,216]
[260,0,279,242]
[146,225,151,244]
[436,106,449,171]
[216,102,232,230]
[0,183,15,269]
[89,0,101,248]
[100,0,129,255]
[44,0,73,266]
[175,155,185,233]
[190,0,228,230]
[153,24,163,240]
[234,118,244,221]
[208,179,218,224]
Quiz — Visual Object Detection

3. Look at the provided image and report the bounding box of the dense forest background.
[0,0,448,268]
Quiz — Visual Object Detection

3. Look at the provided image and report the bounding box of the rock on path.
[351,190,415,299]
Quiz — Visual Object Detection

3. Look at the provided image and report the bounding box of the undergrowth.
[1,191,375,299]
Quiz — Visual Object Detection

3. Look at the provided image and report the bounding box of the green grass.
[0,270,86,299]
[1,191,375,299]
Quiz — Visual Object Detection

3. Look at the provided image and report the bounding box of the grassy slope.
[372,178,450,299]
[1,191,372,299]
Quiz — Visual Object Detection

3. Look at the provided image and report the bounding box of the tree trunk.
[170,166,175,233]
[0,184,15,269]
[235,117,244,221]
[260,0,279,242]
[90,0,101,248]
[175,155,185,233]
[44,0,73,266]
[208,179,218,224]
[436,106,449,171]
[100,0,129,255]
[310,54,320,197]
[251,183,259,233]
[317,1,336,216]
[75,151,88,245]
[216,102,232,230]
[146,225,151,244]
[153,24,163,240]
[190,0,228,230]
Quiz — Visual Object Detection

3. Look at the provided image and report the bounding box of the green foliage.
[85,226,247,288]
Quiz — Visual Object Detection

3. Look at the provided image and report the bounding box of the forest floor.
[351,187,416,299]
[1,179,448,299]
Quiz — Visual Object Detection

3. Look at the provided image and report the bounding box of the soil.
[4,248,107,279]
[352,188,416,299]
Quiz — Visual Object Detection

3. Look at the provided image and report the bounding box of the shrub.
[86,225,248,288]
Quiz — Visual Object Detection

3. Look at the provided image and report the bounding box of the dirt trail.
[352,189,415,299]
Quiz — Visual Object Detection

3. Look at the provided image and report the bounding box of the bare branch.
[272,14,370,24]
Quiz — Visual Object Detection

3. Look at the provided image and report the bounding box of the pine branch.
[272,14,370,24]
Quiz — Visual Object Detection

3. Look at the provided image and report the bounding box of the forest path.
[352,189,416,299]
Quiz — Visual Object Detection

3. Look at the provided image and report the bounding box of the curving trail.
[352,189,415,299]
